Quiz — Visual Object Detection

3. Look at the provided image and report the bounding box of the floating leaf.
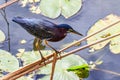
[29,5,41,14]
[17,49,26,58]
[61,40,81,48]
[18,49,25,53]
[0,73,3,78]
[20,0,40,7]
[0,49,19,72]
[61,0,82,18]
[20,39,27,44]
[87,14,120,54]
[0,30,5,43]
[67,64,90,79]
[20,0,82,18]
[19,0,28,7]
[18,50,87,80]
[17,76,33,80]
[18,50,52,65]
[37,54,87,80]
[40,0,61,18]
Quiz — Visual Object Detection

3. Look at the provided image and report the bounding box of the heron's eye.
[68,29,73,32]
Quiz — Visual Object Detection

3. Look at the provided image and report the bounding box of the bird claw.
[54,50,62,59]
[41,57,47,65]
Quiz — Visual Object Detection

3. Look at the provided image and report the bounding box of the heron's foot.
[41,56,47,65]
[38,51,46,65]
[54,50,62,59]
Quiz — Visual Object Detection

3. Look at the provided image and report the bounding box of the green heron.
[12,17,83,60]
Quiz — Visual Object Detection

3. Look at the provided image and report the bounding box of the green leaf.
[18,50,87,80]
[67,64,90,78]
[20,0,82,18]
[0,49,19,72]
[18,50,53,65]
[61,40,81,48]
[17,76,33,80]
[0,73,3,78]
[87,14,120,54]
[61,0,82,18]
[0,30,5,43]
[37,54,87,80]
[40,0,61,18]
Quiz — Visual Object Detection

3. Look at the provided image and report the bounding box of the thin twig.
[94,68,120,76]
[0,0,19,9]
[1,28,120,80]
[0,7,11,51]
[1,20,120,80]
[61,32,120,58]
[10,65,40,80]
[50,53,57,80]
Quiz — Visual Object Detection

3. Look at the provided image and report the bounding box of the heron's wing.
[12,17,57,39]
[27,19,57,39]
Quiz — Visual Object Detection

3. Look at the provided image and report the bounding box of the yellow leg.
[37,39,46,64]
[44,40,60,80]
[44,40,61,58]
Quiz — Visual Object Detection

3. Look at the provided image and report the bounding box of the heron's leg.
[44,40,59,80]
[44,40,61,58]
[37,39,46,64]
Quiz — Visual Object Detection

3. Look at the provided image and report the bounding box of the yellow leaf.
[87,14,120,54]
[20,39,27,44]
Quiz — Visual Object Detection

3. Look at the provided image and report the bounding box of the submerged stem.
[0,1,11,52]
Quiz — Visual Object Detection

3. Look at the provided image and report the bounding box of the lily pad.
[20,0,82,18]
[0,30,5,43]
[67,64,90,79]
[18,50,87,80]
[20,0,40,7]
[37,54,87,80]
[61,0,82,18]
[40,0,61,18]
[17,76,33,80]
[0,73,3,78]
[20,39,27,44]
[18,50,53,65]
[0,49,19,72]
[61,40,81,48]
[87,14,120,54]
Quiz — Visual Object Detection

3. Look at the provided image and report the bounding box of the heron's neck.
[48,28,67,42]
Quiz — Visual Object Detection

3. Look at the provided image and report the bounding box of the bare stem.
[94,68,120,76]
[50,53,57,80]
[0,0,19,9]
[1,27,120,80]
[0,7,11,52]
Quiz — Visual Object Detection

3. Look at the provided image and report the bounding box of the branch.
[1,20,120,80]
[94,68,120,76]
[0,0,19,9]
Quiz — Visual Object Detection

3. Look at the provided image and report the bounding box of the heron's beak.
[69,29,83,36]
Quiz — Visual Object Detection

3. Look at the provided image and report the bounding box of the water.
[1,0,120,80]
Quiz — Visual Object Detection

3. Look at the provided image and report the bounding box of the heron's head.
[57,24,83,36]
